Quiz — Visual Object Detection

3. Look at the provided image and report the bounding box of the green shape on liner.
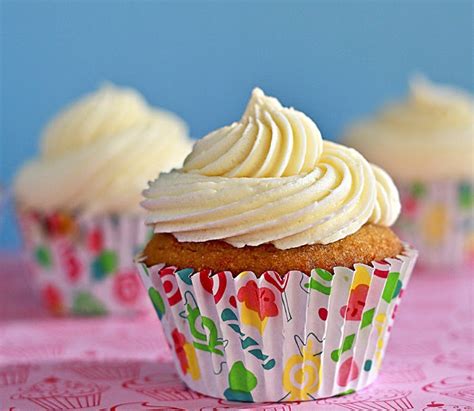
[35,246,52,268]
[458,182,473,209]
[306,278,331,295]
[331,349,341,362]
[148,287,165,319]
[331,334,355,362]
[336,388,356,397]
[98,250,118,274]
[382,272,400,303]
[72,291,107,316]
[360,308,375,329]
[228,361,257,392]
[343,334,355,352]
[410,182,426,199]
[187,304,224,356]
[364,359,372,371]
[315,268,333,282]
[92,250,118,280]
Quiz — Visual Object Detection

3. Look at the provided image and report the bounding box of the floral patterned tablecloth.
[0,253,473,411]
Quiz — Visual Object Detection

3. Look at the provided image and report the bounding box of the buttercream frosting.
[143,88,400,249]
[343,77,474,181]
[15,84,192,213]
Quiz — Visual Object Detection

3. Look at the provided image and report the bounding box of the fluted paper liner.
[17,207,151,316]
[136,245,417,402]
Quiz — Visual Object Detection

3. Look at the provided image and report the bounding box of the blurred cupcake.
[344,77,474,269]
[14,84,192,316]
[12,376,108,409]
[423,376,474,403]
[136,89,417,402]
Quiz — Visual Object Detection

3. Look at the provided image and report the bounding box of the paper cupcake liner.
[423,376,474,403]
[396,179,474,269]
[26,393,103,410]
[136,245,417,402]
[12,378,108,409]
[17,207,152,316]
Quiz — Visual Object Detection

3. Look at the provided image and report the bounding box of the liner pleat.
[17,208,151,316]
[137,245,417,403]
[396,179,474,268]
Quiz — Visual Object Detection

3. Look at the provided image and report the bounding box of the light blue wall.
[1,0,473,249]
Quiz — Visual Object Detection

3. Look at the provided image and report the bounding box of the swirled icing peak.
[183,88,322,177]
[15,84,192,213]
[344,77,474,180]
[42,84,153,159]
[143,88,400,249]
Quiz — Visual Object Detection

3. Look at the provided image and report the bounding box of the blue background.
[1,0,473,249]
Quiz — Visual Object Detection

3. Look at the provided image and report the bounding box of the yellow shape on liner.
[352,266,371,290]
[240,304,268,334]
[422,203,449,245]
[184,342,200,380]
[282,339,321,400]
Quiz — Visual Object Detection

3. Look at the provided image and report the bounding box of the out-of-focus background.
[1,0,473,249]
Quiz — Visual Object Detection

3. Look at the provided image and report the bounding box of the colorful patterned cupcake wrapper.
[396,179,474,269]
[136,245,417,403]
[17,208,152,316]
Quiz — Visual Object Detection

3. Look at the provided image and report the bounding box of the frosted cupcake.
[344,77,474,269]
[136,89,417,402]
[14,84,192,316]
[12,377,108,409]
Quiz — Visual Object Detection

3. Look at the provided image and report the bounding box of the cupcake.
[136,88,417,402]
[12,376,108,409]
[14,84,192,315]
[343,77,474,269]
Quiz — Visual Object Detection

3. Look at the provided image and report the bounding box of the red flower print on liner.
[237,280,278,321]
[42,284,64,315]
[171,329,189,374]
[113,271,141,304]
[87,228,103,253]
[340,284,369,321]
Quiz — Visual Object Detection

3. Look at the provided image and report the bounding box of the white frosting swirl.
[143,88,400,249]
[15,84,192,214]
[344,77,474,181]
[183,88,323,177]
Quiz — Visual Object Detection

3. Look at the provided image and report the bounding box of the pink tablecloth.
[0,253,473,411]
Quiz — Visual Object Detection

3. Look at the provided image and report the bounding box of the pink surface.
[0,253,473,411]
